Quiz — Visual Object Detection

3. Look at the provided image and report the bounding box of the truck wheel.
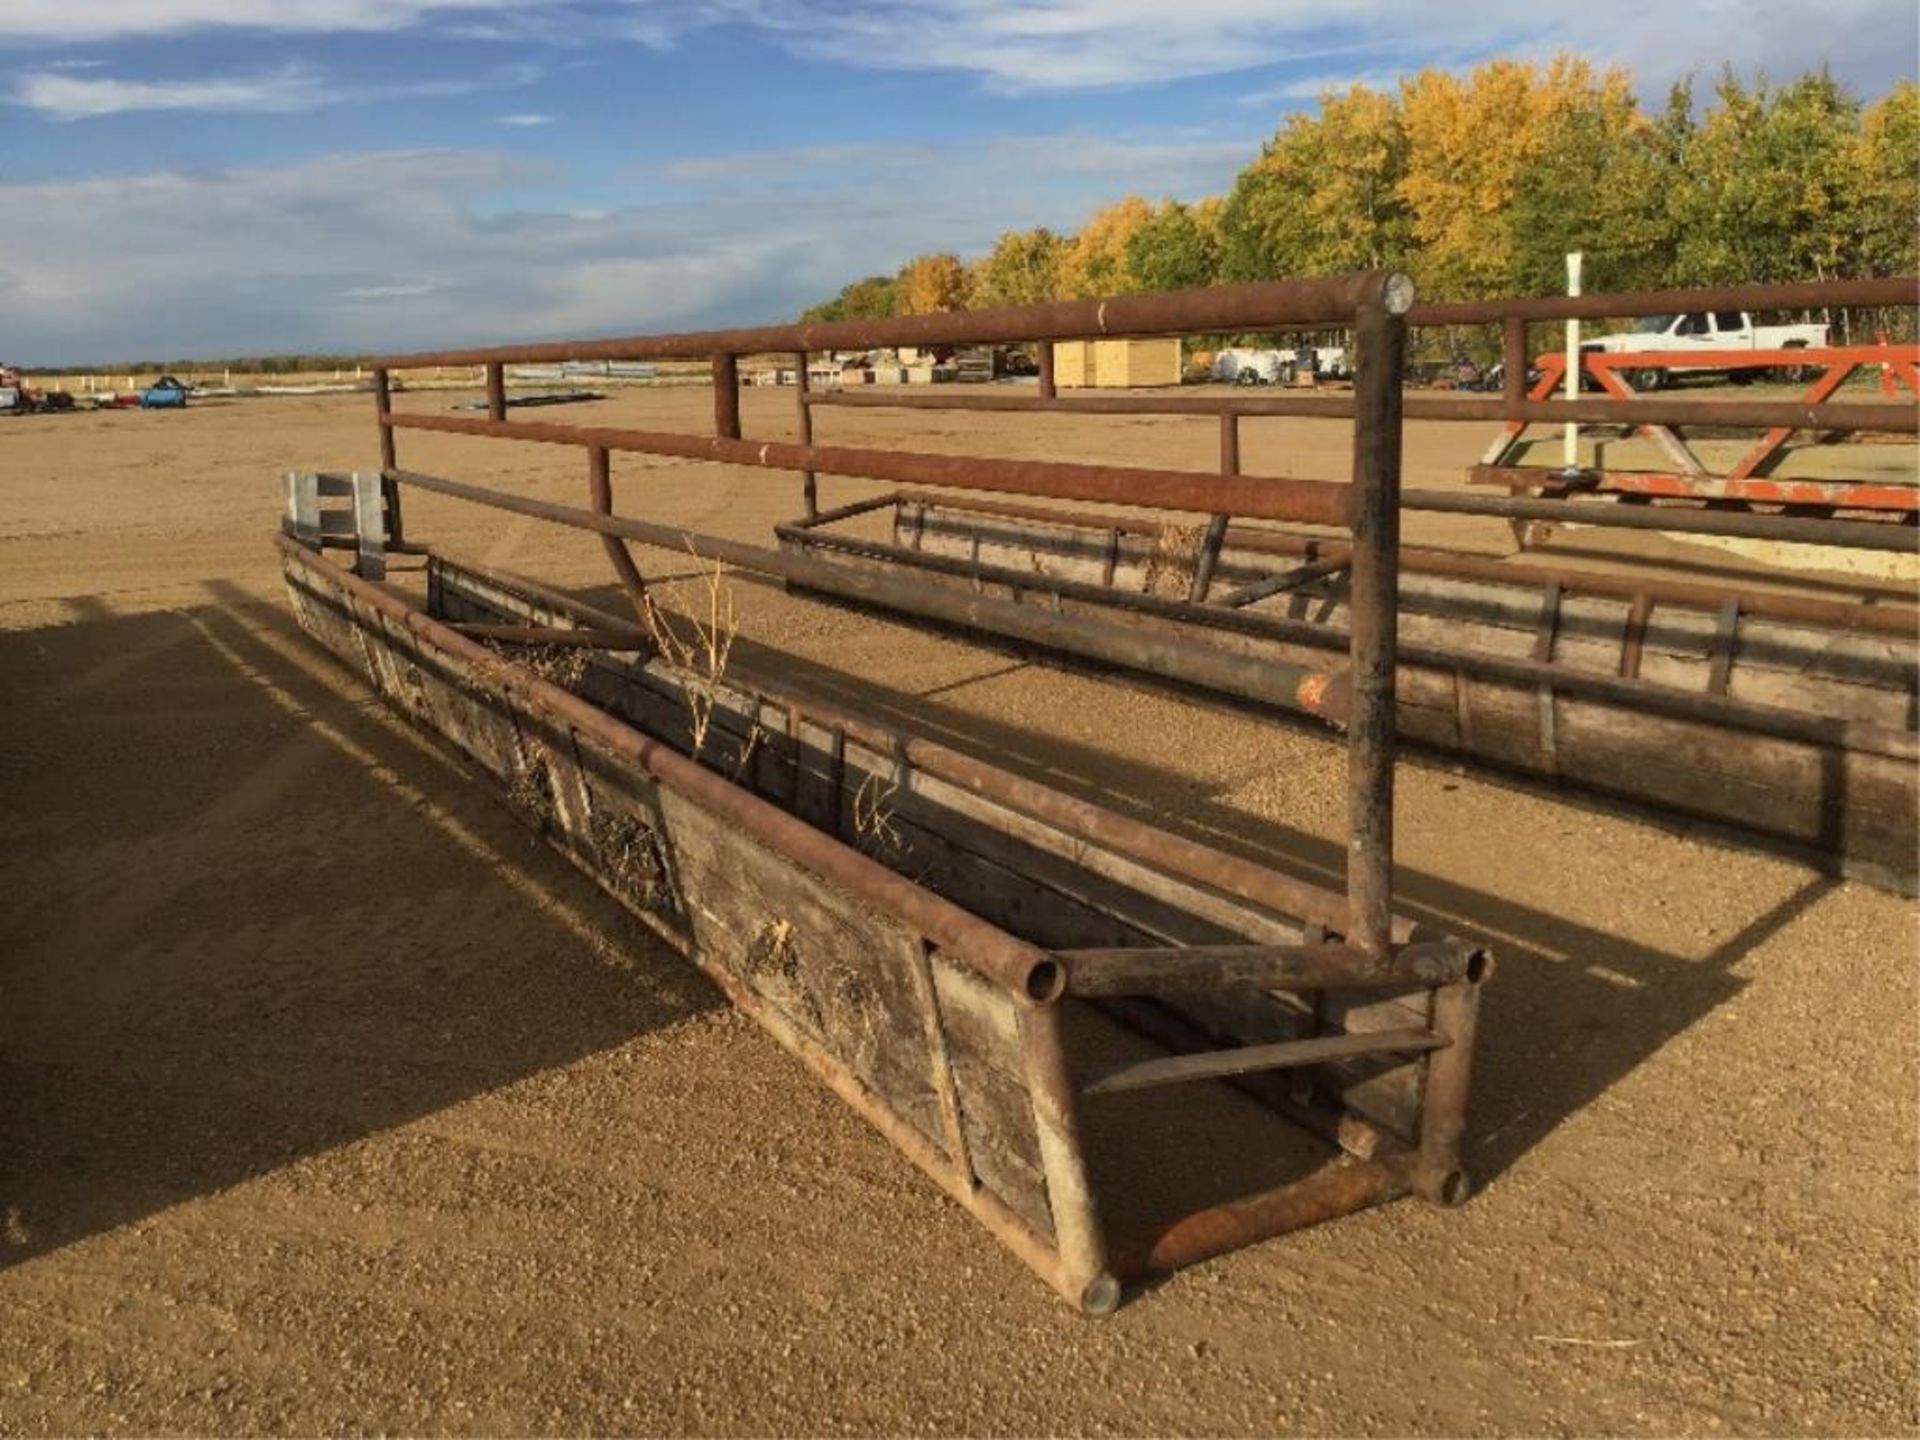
[1627,367,1667,393]
[1774,342,1812,385]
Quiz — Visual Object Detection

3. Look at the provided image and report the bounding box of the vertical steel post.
[1345,286,1409,956]
[794,350,817,517]
[1413,965,1485,1205]
[486,361,507,422]
[1019,1006,1120,1315]
[713,352,741,439]
[1188,412,1237,602]
[373,366,396,472]
[1037,342,1057,401]
[588,444,650,621]
[1502,316,1528,407]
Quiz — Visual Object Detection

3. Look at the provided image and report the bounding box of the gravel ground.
[1,388,1914,1435]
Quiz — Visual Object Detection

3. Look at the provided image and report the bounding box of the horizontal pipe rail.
[1082,1028,1446,1096]
[782,518,1919,760]
[806,387,1920,433]
[1409,276,1918,325]
[1399,488,1918,553]
[889,492,1917,635]
[383,410,1353,527]
[450,621,653,650]
[387,468,1353,724]
[1060,940,1475,996]
[1116,1157,1401,1276]
[372,276,1909,372]
[374,271,1411,369]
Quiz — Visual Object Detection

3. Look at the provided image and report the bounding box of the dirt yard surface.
[3,387,1915,1436]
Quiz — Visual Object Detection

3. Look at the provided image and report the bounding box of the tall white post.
[1562,251,1583,471]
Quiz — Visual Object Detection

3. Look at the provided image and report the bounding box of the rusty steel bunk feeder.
[764,276,1918,888]
[284,270,1491,1313]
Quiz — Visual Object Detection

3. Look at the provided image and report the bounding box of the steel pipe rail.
[372,270,1413,369]
[382,410,1354,528]
[806,386,1920,434]
[1399,488,1919,553]
[1059,940,1477,997]
[880,492,1917,636]
[385,466,1354,725]
[1409,275,1917,325]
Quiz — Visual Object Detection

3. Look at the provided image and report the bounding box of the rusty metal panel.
[788,497,1919,891]
[278,537,1487,1308]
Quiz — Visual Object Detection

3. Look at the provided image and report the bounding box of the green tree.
[973,227,1067,307]
[1671,68,1863,284]
[1124,199,1222,292]
[1507,68,1678,293]
[1219,84,1410,282]
[801,274,896,323]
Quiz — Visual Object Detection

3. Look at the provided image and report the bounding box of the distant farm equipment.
[1210,345,1352,386]
[0,364,77,416]
[139,376,191,409]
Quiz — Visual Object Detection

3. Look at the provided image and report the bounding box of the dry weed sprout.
[730,722,765,783]
[642,540,741,760]
[477,637,591,692]
[1142,521,1205,597]
[851,771,903,858]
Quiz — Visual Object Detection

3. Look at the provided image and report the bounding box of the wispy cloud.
[0,1,1910,98]
[1237,69,1419,108]
[12,63,331,118]
[341,282,441,298]
[497,112,556,126]
[9,60,544,119]
[733,0,1917,95]
[0,129,1253,361]
[0,1,537,44]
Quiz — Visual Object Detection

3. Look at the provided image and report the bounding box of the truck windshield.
[1635,315,1676,334]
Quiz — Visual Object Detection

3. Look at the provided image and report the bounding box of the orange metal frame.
[1477,343,1920,514]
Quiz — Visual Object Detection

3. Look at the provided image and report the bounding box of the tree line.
[801,59,1918,338]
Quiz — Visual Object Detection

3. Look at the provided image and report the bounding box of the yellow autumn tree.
[894,252,971,314]
[1399,55,1638,298]
[1056,196,1153,298]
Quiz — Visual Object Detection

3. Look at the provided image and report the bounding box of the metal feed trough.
[281,271,1494,1312]
[779,277,1920,890]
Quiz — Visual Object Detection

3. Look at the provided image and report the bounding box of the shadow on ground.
[0,590,720,1268]
[2,567,1830,1270]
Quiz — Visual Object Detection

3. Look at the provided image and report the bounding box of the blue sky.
[2,1,1913,363]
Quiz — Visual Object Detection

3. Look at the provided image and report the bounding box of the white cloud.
[0,1,538,44]
[0,131,1249,362]
[13,62,332,118]
[497,112,555,125]
[9,59,544,118]
[734,0,1917,95]
[0,1,1908,97]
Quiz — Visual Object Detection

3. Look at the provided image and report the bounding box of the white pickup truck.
[1582,310,1828,389]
